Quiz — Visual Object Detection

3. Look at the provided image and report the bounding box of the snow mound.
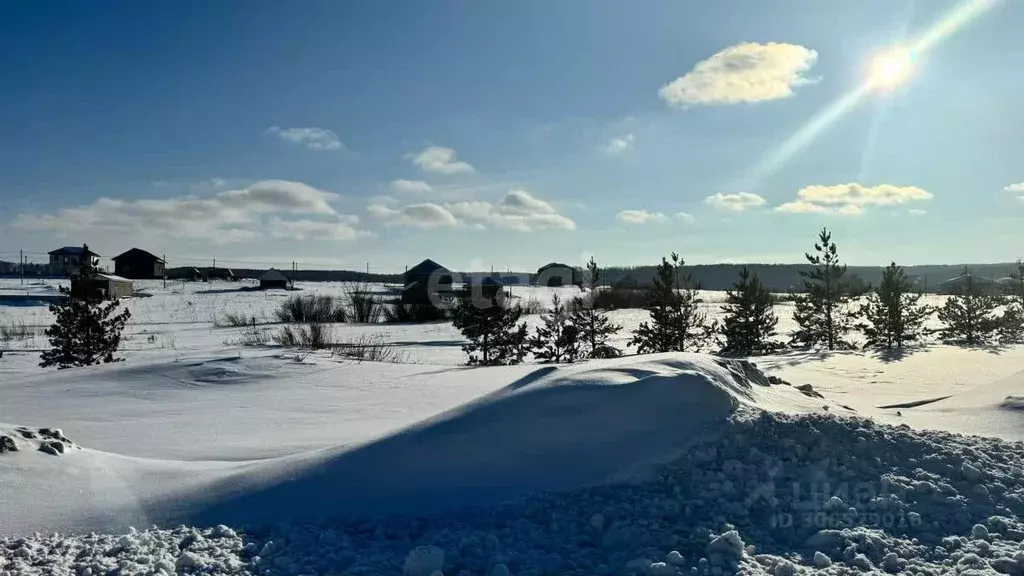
[183,354,763,526]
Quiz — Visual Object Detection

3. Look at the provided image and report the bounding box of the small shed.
[259,269,289,290]
[535,262,581,287]
[72,273,133,301]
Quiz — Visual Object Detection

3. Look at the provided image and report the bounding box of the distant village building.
[72,273,133,301]
[206,268,235,282]
[259,269,289,290]
[535,262,581,288]
[48,246,100,277]
[112,248,165,279]
[402,259,454,305]
[936,273,999,295]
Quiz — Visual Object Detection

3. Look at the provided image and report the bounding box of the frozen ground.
[2,279,1024,575]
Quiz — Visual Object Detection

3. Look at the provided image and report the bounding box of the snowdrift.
[182,355,763,526]
[0,353,777,534]
[894,367,1024,440]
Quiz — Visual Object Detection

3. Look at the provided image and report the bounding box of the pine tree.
[936,267,1003,345]
[999,260,1024,343]
[452,288,529,366]
[39,252,132,369]
[790,228,856,350]
[629,253,715,353]
[529,293,582,363]
[718,266,780,356]
[857,262,934,350]
[569,257,622,358]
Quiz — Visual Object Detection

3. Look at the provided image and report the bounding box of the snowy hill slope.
[182,355,765,526]
[2,354,812,535]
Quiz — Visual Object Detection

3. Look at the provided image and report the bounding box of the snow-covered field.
[2,278,1024,575]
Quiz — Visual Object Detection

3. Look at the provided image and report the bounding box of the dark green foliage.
[936,267,1003,345]
[452,288,529,366]
[569,258,622,359]
[790,228,856,350]
[529,293,581,363]
[857,262,934,350]
[39,254,131,369]
[1004,260,1024,309]
[629,253,715,354]
[718,267,781,356]
[1000,260,1024,343]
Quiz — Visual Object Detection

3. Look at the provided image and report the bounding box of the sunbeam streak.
[736,0,1003,191]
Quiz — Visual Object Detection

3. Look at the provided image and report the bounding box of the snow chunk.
[707,530,745,557]
[813,551,832,568]
[404,546,445,576]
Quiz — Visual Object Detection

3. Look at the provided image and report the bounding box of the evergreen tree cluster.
[452,257,623,365]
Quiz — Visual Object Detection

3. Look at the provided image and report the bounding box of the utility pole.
[20,249,24,285]
[163,254,167,289]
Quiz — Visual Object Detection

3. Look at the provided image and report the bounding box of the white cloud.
[775,201,830,214]
[390,179,433,194]
[795,183,932,206]
[704,192,766,212]
[908,209,928,216]
[775,183,933,215]
[218,179,338,215]
[268,217,367,241]
[409,146,475,174]
[676,212,697,224]
[605,134,635,155]
[370,189,574,232]
[367,200,458,229]
[13,180,365,243]
[1005,182,1024,200]
[267,126,343,151]
[659,42,818,108]
[617,210,668,224]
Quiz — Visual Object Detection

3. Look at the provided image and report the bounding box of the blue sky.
[2,0,1022,273]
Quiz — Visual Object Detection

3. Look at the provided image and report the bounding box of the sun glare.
[867,47,915,90]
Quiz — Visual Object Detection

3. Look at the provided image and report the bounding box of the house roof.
[96,273,133,283]
[48,246,100,257]
[537,262,573,272]
[259,269,289,282]
[407,259,449,277]
[112,248,164,263]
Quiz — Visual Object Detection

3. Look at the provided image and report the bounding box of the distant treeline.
[153,262,1024,293]
[602,263,1023,293]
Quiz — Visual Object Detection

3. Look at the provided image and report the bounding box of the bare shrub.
[345,284,383,323]
[382,302,449,323]
[0,321,35,346]
[239,325,272,346]
[215,312,258,327]
[515,297,544,315]
[273,323,334,349]
[591,286,650,310]
[333,334,407,363]
[275,295,347,324]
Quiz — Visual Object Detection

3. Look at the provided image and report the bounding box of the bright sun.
[867,47,915,90]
